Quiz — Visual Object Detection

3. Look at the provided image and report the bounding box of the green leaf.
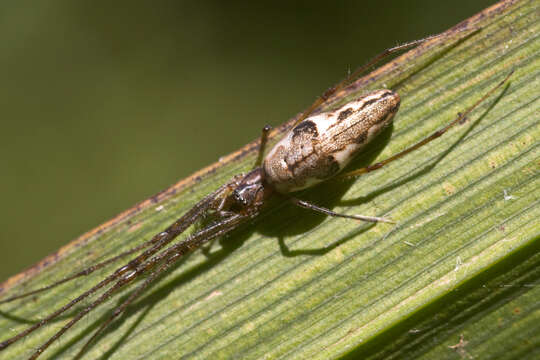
[1,0,538,359]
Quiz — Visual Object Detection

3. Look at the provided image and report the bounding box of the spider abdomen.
[263,89,400,193]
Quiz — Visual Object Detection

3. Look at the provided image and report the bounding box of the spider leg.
[290,197,393,223]
[253,125,272,168]
[0,241,154,305]
[289,32,461,131]
[30,214,249,360]
[0,182,233,352]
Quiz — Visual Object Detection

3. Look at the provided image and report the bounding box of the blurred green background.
[0,1,496,280]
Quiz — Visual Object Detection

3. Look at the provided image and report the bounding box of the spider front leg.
[72,213,249,359]
[0,182,236,356]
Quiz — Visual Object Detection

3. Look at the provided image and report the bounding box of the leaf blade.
[0,0,538,359]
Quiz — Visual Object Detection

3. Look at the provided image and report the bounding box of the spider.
[0,30,511,359]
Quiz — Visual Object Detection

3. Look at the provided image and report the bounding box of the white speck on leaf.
[503,189,515,201]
